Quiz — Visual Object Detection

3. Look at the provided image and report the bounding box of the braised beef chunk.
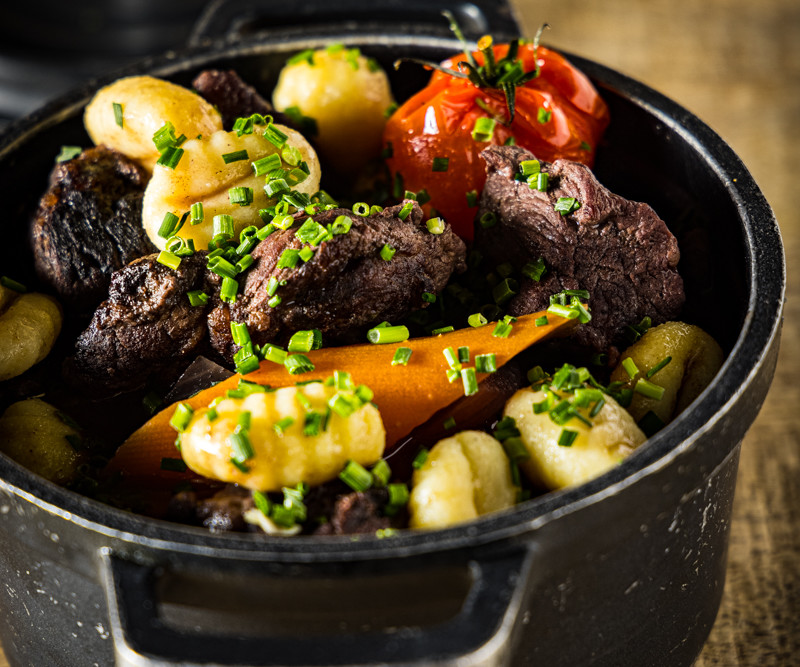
[192,69,289,130]
[29,146,156,312]
[67,253,210,394]
[313,489,392,536]
[209,202,467,361]
[475,146,684,351]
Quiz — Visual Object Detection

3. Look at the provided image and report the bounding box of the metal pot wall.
[0,1,785,665]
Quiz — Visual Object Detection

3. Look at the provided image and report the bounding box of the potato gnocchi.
[0,399,83,485]
[408,430,517,530]
[273,46,394,171]
[84,75,223,171]
[504,387,646,490]
[610,321,724,424]
[178,381,385,491]
[141,127,321,251]
[0,290,62,381]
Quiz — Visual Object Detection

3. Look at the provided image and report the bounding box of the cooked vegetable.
[0,291,62,381]
[273,45,394,172]
[105,311,575,486]
[84,75,223,171]
[142,126,320,250]
[384,34,609,239]
[610,321,724,425]
[408,430,517,529]
[504,386,646,490]
[0,399,83,484]
[176,381,385,491]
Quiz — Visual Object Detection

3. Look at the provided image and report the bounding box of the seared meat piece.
[209,202,467,361]
[313,489,393,536]
[67,253,210,394]
[475,146,684,351]
[192,69,291,131]
[29,145,156,312]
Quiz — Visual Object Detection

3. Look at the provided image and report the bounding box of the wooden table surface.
[1,0,797,664]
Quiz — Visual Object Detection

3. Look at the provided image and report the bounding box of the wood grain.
[1,0,797,665]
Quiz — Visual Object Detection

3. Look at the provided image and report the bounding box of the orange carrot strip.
[106,311,575,484]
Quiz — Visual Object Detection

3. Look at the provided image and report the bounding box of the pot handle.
[99,545,536,666]
[188,0,521,48]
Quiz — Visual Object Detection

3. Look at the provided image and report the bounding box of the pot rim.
[0,33,786,561]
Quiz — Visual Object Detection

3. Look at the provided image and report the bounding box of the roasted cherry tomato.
[383,40,610,240]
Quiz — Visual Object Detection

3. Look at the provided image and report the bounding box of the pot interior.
[0,34,776,549]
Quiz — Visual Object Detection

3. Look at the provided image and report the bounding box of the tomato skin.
[383,44,610,240]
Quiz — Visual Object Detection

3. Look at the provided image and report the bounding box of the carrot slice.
[105,311,575,485]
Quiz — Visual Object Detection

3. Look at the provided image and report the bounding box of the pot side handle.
[188,0,521,48]
[99,545,536,666]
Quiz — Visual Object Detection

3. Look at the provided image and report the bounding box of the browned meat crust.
[29,146,156,312]
[475,145,684,351]
[67,253,210,394]
[209,201,467,361]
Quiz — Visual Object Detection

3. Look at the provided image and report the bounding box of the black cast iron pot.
[0,1,785,665]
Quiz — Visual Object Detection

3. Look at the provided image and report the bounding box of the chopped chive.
[219,276,238,302]
[520,159,540,176]
[277,248,301,270]
[466,190,479,207]
[426,217,445,234]
[55,145,82,162]
[281,144,302,166]
[391,347,413,366]
[522,258,546,282]
[443,417,457,430]
[263,123,288,148]
[421,292,436,303]
[468,312,488,328]
[415,188,431,205]
[554,197,581,215]
[371,460,392,487]
[299,247,314,262]
[475,353,497,373]
[284,354,315,375]
[157,251,181,270]
[492,277,518,306]
[157,145,184,169]
[158,211,180,239]
[288,329,322,353]
[635,379,666,401]
[252,153,282,176]
[187,290,209,307]
[431,325,454,335]
[332,215,353,235]
[169,403,194,432]
[501,437,529,462]
[380,244,396,261]
[273,416,295,436]
[622,357,640,379]
[472,116,497,142]
[532,172,549,191]
[458,346,470,364]
[647,356,673,378]
[352,202,370,217]
[228,186,254,206]
[589,397,606,418]
[189,202,204,225]
[397,201,414,220]
[443,346,461,371]
[267,294,281,307]
[367,324,409,344]
[558,429,578,447]
[262,344,287,365]
[112,102,124,128]
[207,255,238,279]
[0,276,26,293]
[535,316,548,326]
[339,460,373,492]
[492,320,513,338]
[222,149,249,164]
[478,211,497,229]
[580,140,592,151]
[432,156,450,172]
[412,449,429,470]
[461,367,479,396]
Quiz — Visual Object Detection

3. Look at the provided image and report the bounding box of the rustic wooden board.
[1,0,797,665]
